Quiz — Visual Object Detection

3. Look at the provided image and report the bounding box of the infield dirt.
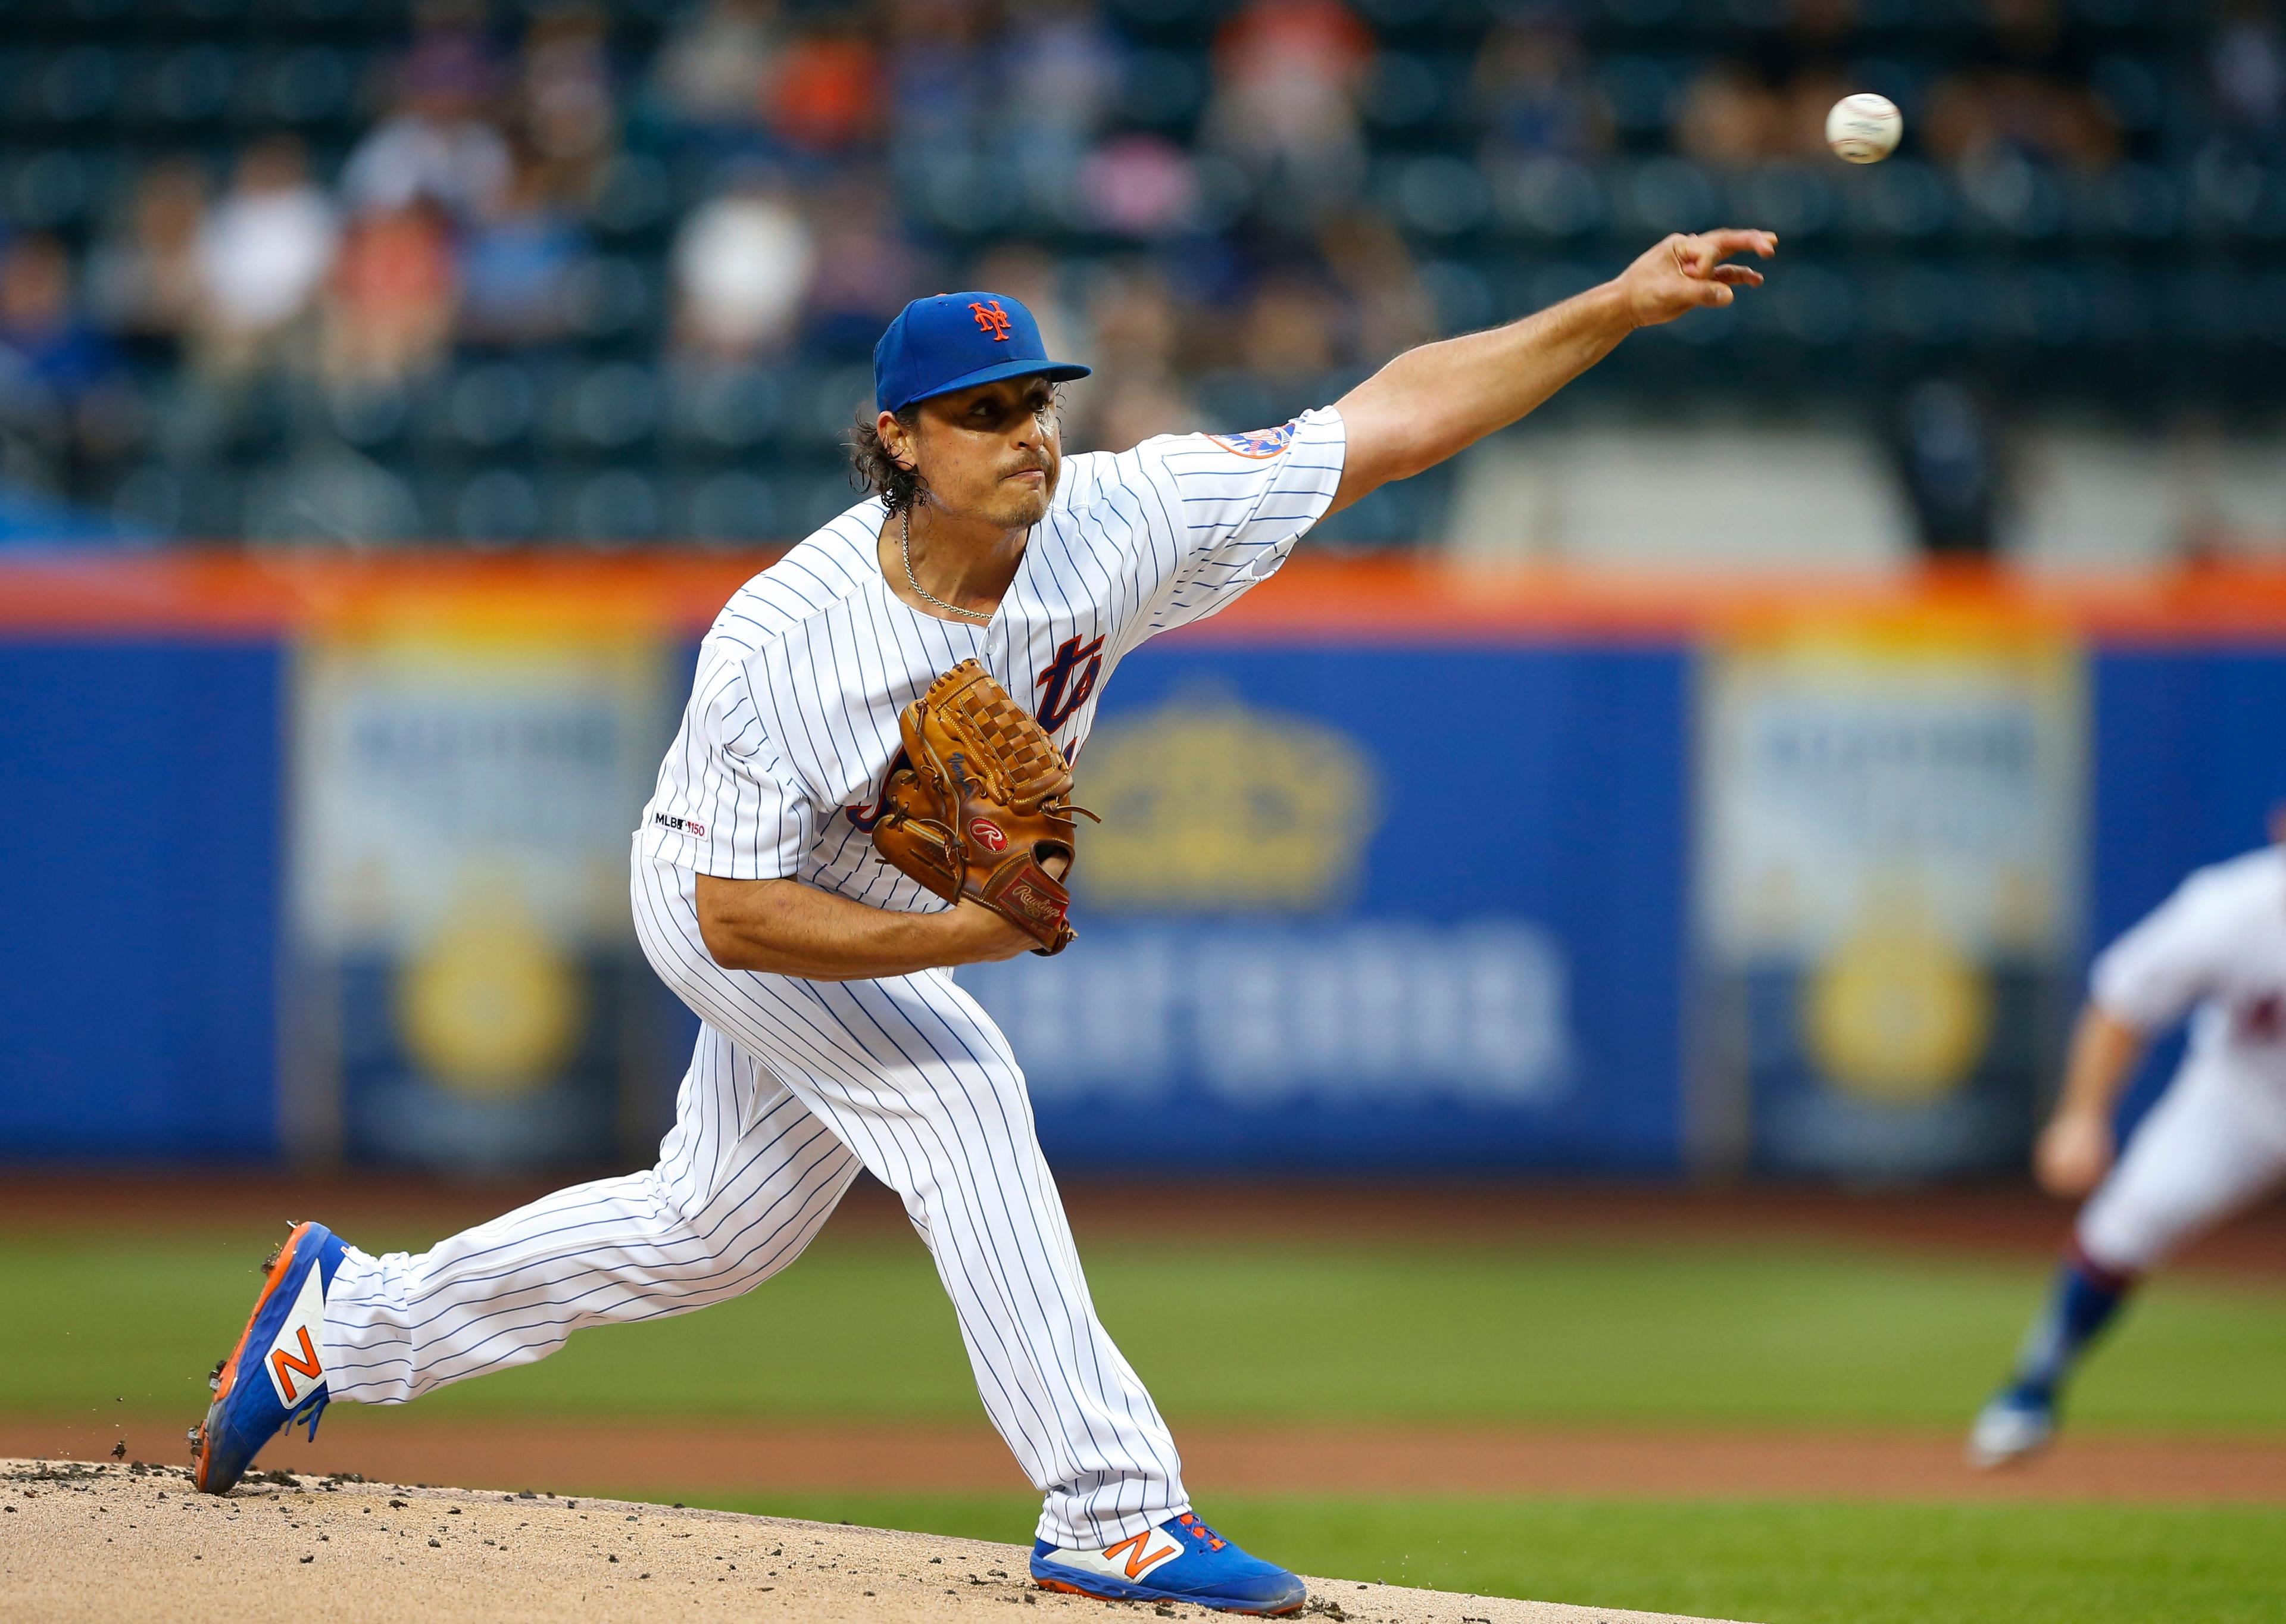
[1,1459,1740,1624]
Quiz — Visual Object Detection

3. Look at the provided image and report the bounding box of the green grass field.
[7,1219,2285,1622]
[8,1225,2285,1432]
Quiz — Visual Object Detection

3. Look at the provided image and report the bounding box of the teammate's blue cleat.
[1031,1511,1307,1614]
[1968,1385,2056,1469]
[188,1220,349,1494]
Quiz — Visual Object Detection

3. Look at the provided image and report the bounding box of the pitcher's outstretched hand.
[1619,229,1779,328]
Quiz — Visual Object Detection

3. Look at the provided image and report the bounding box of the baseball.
[1826,93,1903,164]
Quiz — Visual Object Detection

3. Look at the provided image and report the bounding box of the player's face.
[905,376,1063,530]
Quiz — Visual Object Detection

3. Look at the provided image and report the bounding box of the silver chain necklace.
[900,505,993,623]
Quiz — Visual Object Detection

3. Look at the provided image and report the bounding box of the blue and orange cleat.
[1031,1511,1307,1614]
[1968,1385,2056,1469]
[188,1220,349,1495]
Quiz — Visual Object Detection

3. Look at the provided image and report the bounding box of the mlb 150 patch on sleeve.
[1207,421,1298,459]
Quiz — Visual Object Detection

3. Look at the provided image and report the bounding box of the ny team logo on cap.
[874,291,1091,414]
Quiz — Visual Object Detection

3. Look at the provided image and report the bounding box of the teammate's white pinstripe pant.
[317,854,1189,1548]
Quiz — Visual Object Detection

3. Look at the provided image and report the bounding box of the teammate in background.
[1972,807,2286,1467]
[190,226,1777,1615]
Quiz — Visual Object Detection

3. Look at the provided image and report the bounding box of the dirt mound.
[0,1459,1738,1624]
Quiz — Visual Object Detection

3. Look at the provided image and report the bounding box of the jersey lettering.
[1034,635,1105,733]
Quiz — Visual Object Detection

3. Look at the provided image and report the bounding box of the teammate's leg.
[633,858,1185,1551]
[1973,1059,2286,1463]
[320,1024,863,1404]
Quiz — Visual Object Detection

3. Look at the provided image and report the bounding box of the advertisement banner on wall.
[1697,614,2085,1177]
[958,644,1691,1173]
[289,625,673,1170]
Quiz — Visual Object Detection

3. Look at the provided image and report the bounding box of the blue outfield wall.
[4,629,2285,1171]
[989,642,1694,1174]
[0,642,283,1160]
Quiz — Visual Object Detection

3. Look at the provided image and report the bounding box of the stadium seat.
[565,363,661,454]
[683,470,779,545]
[668,366,785,454]
[151,45,238,127]
[570,468,663,545]
[564,258,657,345]
[449,363,539,454]
[453,467,542,546]
[40,46,120,127]
[260,45,355,127]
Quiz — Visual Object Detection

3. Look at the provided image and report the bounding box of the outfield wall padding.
[2,557,2281,1172]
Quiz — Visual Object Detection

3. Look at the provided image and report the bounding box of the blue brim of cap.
[883,357,1092,414]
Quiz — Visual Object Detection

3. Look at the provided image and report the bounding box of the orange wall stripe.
[3,552,2286,642]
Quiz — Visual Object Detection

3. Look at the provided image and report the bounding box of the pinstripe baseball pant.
[318,854,1189,1547]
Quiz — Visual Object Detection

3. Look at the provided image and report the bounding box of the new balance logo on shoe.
[264,1262,328,1406]
[1055,1528,1185,1584]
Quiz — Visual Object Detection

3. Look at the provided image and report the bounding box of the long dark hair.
[847,404,924,514]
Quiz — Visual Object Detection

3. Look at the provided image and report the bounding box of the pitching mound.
[1,1459,1738,1624]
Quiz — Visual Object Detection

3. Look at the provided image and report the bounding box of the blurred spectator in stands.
[768,19,884,155]
[1066,258,1194,453]
[0,235,140,497]
[519,2,619,202]
[2212,0,2286,157]
[672,163,816,361]
[190,136,338,376]
[1078,134,1202,238]
[1088,258,1186,375]
[1079,370,1194,454]
[1202,0,1375,226]
[88,158,208,363]
[1676,63,1782,167]
[1472,17,1607,161]
[343,4,511,224]
[652,0,783,146]
[1320,210,1434,360]
[1,237,118,405]
[888,0,994,164]
[804,168,930,357]
[1786,0,1854,54]
[997,0,1123,179]
[1894,379,2001,558]
[1922,70,2118,173]
[1235,270,1343,380]
[1987,0,2066,65]
[459,142,589,349]
[1774,68,1853,163]
[322,199,460,388]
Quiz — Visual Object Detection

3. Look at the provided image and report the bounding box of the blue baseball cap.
[873,291,1091,416]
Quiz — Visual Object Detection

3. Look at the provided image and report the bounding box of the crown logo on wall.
[1075,688,1381,913]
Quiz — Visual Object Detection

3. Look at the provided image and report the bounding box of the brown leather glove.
[872,660,1094,955]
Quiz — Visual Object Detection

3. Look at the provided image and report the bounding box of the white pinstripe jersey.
[2093,845,2286,1076]
[638,406,1347,911]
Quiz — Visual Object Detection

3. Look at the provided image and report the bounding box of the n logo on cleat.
[270,1328,321,1404]
[263,1263,330,1407]
[1103,1530,1183,1581]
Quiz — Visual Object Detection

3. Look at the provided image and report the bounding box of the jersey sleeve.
[1138,405,1347,635]
[2090,870,2235,1034]
[639,642,815,880]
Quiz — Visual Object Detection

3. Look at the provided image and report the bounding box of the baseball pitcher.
[192,227,1777,1614]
